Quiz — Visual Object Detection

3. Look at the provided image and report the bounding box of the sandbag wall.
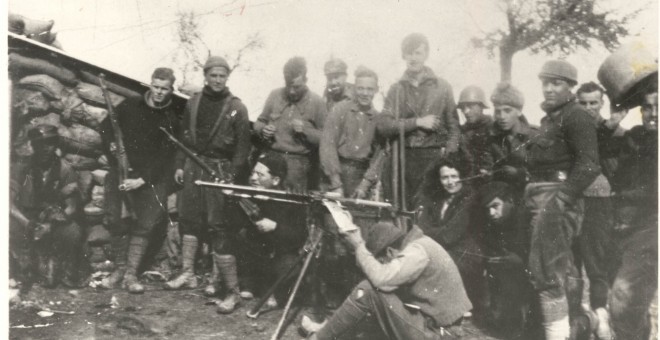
[9,14,144,267]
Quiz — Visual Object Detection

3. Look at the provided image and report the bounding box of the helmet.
[539,60,578,85]
[598,41,658,109]
[458,85,488,108]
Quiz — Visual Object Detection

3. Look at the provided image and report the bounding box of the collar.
[490,118,533,139]
[400,66,437,87]
[144,91,173,110]
[203,86,231,101]
[349,100,376,116]
[541,94,577,116]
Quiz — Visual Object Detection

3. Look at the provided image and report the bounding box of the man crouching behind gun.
[304,216,472,339]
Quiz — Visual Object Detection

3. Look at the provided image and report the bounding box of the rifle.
[194,181,406,215]
[98,74,132,190]
[159,126,228,183]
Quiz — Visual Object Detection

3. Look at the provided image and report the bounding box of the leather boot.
[204,253,219,297]
[215,254,241,314]
[164,235,199,290]
[123,236,148,294]
[98,235,128,289]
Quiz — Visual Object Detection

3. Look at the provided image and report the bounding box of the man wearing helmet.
[458,85,492,181]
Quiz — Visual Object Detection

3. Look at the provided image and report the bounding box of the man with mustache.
[323,58,354,112]
[165,56,251,315]
[254,57,327,191]
[98,68,181,294]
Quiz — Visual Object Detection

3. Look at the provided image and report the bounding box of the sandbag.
[79,71,142,100]
[8,13,25,34]
[52,89,85,124]
[92,169,108,185]
[12,88,52,118]
[64,153,99,171]
[21,15,56,44]
[18,74,65,100]
[66,103,107,129]
[50,39,63,50]
[9,53,78,86]
[76,82,125,107]
[28,112,61,127]
[86,224,110,245]
[58,123,103,157]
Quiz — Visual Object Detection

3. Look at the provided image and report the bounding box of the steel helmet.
[458,85,488,108]
[598,41,658,109]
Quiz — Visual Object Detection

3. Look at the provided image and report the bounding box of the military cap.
[365,222,406,256]
[458,85,488,108]
[28,124,59,142]
[324,58,348,75]
[539,60,578,84]
[204,56,230,73]
[257,151,288,179]
[491,82,525,109]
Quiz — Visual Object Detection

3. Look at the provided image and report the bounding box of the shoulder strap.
[201,95,237,152]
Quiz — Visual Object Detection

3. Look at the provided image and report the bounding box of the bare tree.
[471,0,643,82]
[171,10,264,91]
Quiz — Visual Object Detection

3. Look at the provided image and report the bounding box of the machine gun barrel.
[194,181,394,210]
[159,127,222,182]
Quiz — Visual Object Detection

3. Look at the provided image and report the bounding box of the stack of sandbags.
[9,13,62,48]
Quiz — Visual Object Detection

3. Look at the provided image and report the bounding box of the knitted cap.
[491,82,525,109]
[257,152,287,179]
[204,56,230,73]
[28,124,59,142]
[324,58,348,75]
[539,60,578,84]
[365,222,406,256]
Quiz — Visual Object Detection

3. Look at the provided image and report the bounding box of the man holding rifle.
[98,68,180,294]
[164,56,251,315]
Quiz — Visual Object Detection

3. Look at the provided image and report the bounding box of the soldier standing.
[376,33,461,209]
[254,57,327,191]
[164,56,251,315]
[526,60,600,340]
[98,68,180,294]
[458,85,492,177]
[323,58,353,112]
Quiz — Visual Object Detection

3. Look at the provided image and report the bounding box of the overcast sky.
[7,0,659,126]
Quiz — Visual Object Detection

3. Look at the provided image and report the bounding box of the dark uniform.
[99,86,181,293]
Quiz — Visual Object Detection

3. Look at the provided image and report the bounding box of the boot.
[98,235,128,289]
[204,253,219,297]
[164,235,199,290]
[215,254,241,314]
[122,236,148,294]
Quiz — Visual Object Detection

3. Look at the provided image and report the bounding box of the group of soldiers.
[9,32,658,340]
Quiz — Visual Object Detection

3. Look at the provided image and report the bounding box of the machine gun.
[159,127,230,183]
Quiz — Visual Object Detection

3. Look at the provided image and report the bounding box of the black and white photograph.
[5,1,659,339]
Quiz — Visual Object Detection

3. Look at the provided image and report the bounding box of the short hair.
[576,82,605,97]
[354,65,378,84]
[479,181,514,207]
[283,57,307,81]
[152,67,176,85]
[401,33,429,55]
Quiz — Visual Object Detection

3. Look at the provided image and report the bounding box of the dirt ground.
[10,283,503,340]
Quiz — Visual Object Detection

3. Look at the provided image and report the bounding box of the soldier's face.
[403,44,429,74]
[486,197,513,223]
[459,103,484,124]
[250,162,280,189]
[439,166,463,195]
[541,78,573,107]
[204,67,229,93]
[354,76,378,108]
[577,91,604,120]
[285,75,307,102]
[150,78,174,104]
[326,73,347,96]
[494,104,521,131]
[641,92,658,131]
